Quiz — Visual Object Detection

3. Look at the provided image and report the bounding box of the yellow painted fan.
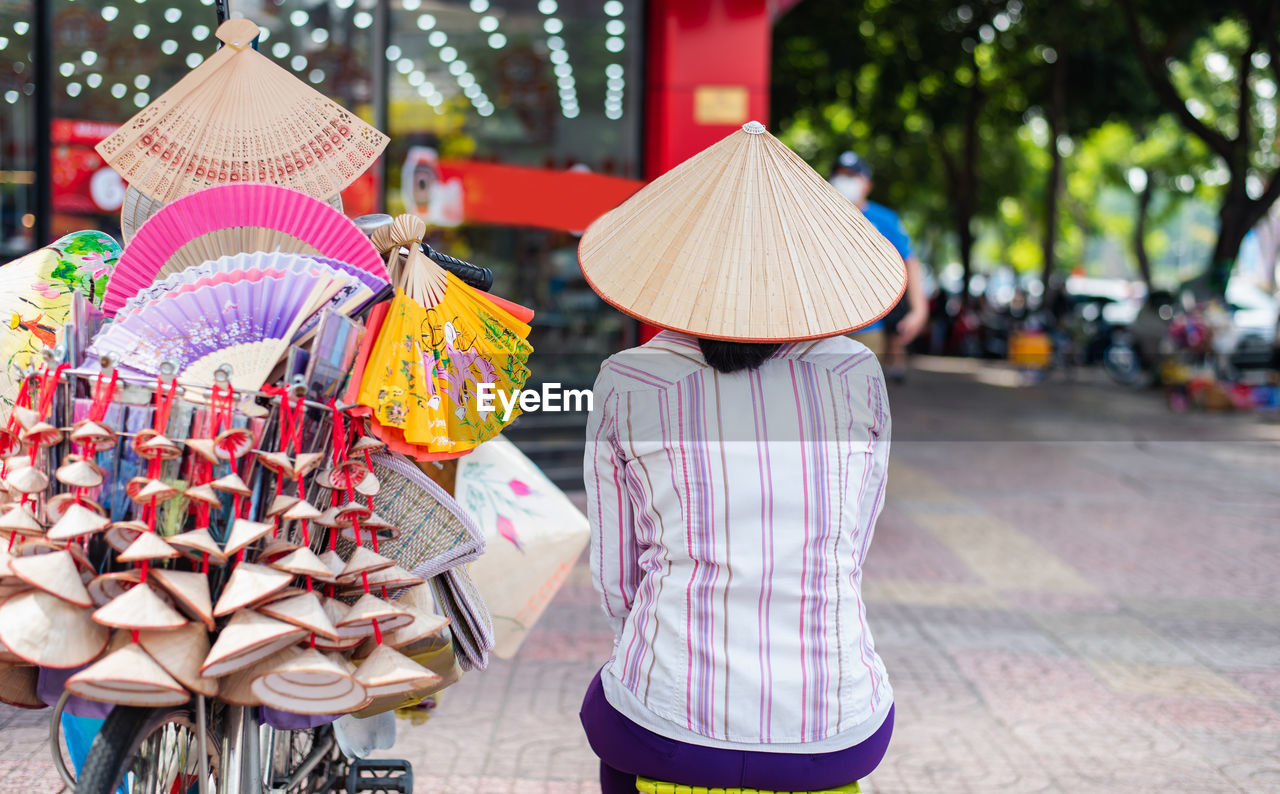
[355,216,533,456]
[95,18,388,205]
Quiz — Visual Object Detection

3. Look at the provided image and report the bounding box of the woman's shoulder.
[779,334,885,379]
[596,332,707,392]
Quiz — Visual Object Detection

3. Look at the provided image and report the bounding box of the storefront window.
[0,1,36,256]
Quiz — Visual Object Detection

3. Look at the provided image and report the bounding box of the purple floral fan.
[87,268,344,390]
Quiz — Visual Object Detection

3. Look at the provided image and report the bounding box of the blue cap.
[832,150,872,179]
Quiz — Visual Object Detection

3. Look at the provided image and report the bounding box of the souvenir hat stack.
[577,121,908,342]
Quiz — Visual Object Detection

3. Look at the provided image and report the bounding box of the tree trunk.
[1133,178,1154,291]
[1204,190,1253,295]
[957,54,982,305]
[1041,56,1066,291]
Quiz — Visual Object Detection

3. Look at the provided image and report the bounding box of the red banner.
[437,160,642,233]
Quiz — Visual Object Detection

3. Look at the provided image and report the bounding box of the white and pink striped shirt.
[585,330,893,753]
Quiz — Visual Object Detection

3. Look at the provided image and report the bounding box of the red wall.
[639,0,775,341]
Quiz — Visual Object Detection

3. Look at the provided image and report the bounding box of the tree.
[1120,0,1280,294]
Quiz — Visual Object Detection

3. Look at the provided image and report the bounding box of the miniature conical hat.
[0,590,109,667]
[66,643,189,707]
[87,571,140,607]
[117,532,180,563]
[0,504,43,535]
[213,563,292,616]
[339,547,395,580]
[93,583,188,630]
[183,437,219,463]
[255,452,294,477]
[217,650,281,706]
[44,493,106,524]
[141,434,182,460]
[46,503,112,541]
[210,472,252,497]
[314,598,362,651]
[55,459,105,489]
[0,663,43,708]
[138,623,218,697]
[184,482,223,507]
[353,643,440,698]
[251,646,369,714]
[131,479,178,504]
[266,493,300,517]
[70,420,117,450]
[257,591,339,640]
[223,519,274,556]
[168,529,229,563]
[343,565,424,594]
[104,520,147,552]
[384,607,449,649]
[282,500,322,522]
[256,536,299,564]
[4,466,48,494]
[202,610,306,677]
[577,121,908,342]
[271,547,336,582]
[8,550,92,607]
[292,452,325,478]
[148,569,215,630]
[335,594,413,637]
[318,550,346,578]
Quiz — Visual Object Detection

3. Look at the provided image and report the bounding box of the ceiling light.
[417,13,435,29]
[448,61,466,75]
[309,68,325,84]
[554,63,571,78]
[479,15,499,32]
[544,18,563,34]
[547,35,564,50]
[272,42,289,58]
[607,77,624,90]
[439,46,457,61]
[311,28,329,43]
[396,59,413,74]
[605,36,624,52]
[133,92,149,107]
[110,82,127,98]
[134,74,150,89]
[606,19,625,35]
[290,55,307,71]
[402,0,421,9]
[100,5,118,21]
[66,82,82,97]
[478,104,494,117]
[604,1,624,16]
[289,10,308,26]
[164,7,181,22]
[59,62,75,77]
[186,52,203,68]
[550,50,568,65]
[605,63,624,79]
[538,0,557,12]
[161,39,178,54]
[464,84,481,98]
[3,91,17,104]
[86,73,102,87]
[469,0,489,11]
[457,73,475,87]
[605,107,623,120]
[409,71,425,86]
[488,32,506,48]
[133,23,150,38]
[191,23,209,39]
[13,21,28,34]
[354,12,373,28]
[386,44,402,60]
[563,106,579,119]
[428,30,447,47]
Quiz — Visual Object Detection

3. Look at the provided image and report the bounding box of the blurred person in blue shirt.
[829,151,928,381]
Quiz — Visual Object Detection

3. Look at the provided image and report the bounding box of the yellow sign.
[694,85,749,125]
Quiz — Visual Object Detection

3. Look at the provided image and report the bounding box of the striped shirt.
[584,330,893,753]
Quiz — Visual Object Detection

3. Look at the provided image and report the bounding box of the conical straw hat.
[577,121,908,342]
[0,589,109,667]
[117,532,180,563]
[138,623,219,697]
[55,459,105,489]
[95,18,389,204]
[282,500,321,522]
[202,610,306,677]
[8,550,92,607]
[384,607,450,649]
[0,504,43,536]
[148,569,215,630]
[251,647,370,714]
[293,452,325,478]
[217,649,288,706]
[104,520,147,552]
[266,493,300,518]
[314,598,362,651]
[270,547,336,582]
[317,550,346,578]
[93,583,188,630]
[44,493,106,524]
[353,643,440,698]
[184,438,220,464]
[339,547,395,580]
[257,591,339,640]
[168,529,229,564]
[210,473,252,497]
[46,503,112,541]
[183,483,223,507]
[66,643,189,707]
[88,571,141,607]
[335,594,414,637]
[213,563,292,616]
[0,663,43,709]
[223,519,274,556]
[341,565,423,594]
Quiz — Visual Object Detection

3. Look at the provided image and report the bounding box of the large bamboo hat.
[578,121,907,342]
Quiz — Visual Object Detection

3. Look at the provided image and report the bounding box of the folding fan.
[354,215,533,456]
[96,18,388,205]
[88,270,342,390]
[114,251,383,325]
[102,183,387,316]
[121,186,346,245]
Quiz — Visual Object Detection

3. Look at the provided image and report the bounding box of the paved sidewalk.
[3,361,1278,793]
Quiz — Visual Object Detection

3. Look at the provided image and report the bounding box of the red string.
[371,617,383,645]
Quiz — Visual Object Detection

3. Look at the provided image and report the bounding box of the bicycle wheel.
[265,724,343,793]
[75,705,219,794]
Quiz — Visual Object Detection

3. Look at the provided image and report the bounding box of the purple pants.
[579,671,894,793]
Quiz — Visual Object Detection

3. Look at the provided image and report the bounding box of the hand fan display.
[96,18,388,205]
[102,182,387,316]
[112,251,385,333]
[0,231,117,415]
[354,215,533,457]
[88,270,344,390]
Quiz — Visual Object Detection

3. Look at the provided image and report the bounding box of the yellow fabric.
[357,275,533,455]
[635,778,861,794]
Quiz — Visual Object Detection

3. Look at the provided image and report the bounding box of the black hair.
[697,338,782,374]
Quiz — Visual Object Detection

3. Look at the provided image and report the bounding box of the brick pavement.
[3,362,1278,793]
